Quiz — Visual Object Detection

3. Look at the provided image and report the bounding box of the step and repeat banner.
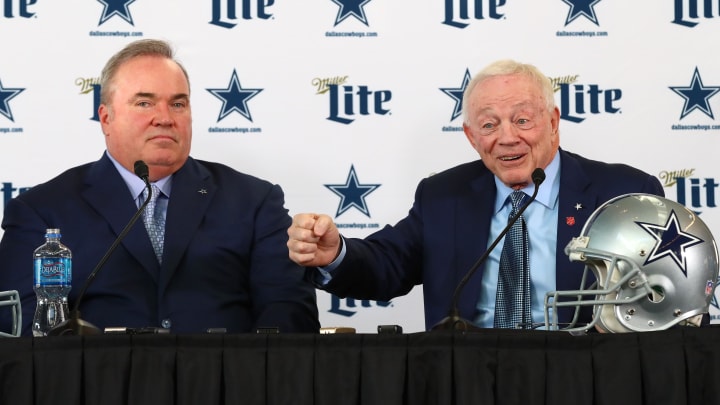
[1,0,719,333]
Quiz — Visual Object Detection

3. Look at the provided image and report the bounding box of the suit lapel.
[556,151,596,292]
[82,154,160,280]
[455,169,496,320]
[159,158,214,289]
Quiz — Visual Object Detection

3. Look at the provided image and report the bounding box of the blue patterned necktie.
[142,184,166,264]
[494,190,532,329]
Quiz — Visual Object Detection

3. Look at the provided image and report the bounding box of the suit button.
[161,319,172,329]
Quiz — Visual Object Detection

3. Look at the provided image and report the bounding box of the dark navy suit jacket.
[0,154,319,335]
[320,150,665,330]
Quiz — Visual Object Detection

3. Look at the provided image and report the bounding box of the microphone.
[46,160,153,336]
[431,168,546,331]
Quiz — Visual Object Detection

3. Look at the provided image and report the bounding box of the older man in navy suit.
[0,39,319,335]
[287,59,663,331]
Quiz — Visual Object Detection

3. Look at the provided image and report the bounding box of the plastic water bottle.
[32,228,72,337]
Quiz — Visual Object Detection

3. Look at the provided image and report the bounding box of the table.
[1,326,719,405]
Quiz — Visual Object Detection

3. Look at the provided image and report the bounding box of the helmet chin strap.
[595,259,635,334]
[680,314,703,327]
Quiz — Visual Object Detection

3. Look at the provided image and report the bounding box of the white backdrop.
[1,0,719,333]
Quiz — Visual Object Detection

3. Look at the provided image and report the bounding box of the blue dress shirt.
[106,152,172,217]
[474,151,561,328]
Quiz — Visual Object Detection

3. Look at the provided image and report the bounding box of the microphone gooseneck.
[46,160,152,336]
[431,168,546,331]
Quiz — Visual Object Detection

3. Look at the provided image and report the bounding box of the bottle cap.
[45,228,61,238]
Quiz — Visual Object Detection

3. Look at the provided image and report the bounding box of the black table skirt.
[1,327,719,405]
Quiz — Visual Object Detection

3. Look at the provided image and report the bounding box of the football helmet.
[0,290,21,337]
[545,193,719,333]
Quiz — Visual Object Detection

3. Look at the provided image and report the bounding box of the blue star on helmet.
[206,69,263,123]
[325,165,381,218]
[669,67,720,120]
[0,79,25,122]
[561,0,601,26]
[331,0,372,26]
[97,0,136,26]
[440,69,471,122]
[637,210,703,277]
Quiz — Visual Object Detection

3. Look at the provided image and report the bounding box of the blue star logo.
[206,69,263,122]
[331,0,372,26]
[637,210,703,277]
[562,0,601,26]
[0,79,25,122]
[97,0,136,26]
[669,67,720,120]
[440,68,471,122]
[325,165,381,218]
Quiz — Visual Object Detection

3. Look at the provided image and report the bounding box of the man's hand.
[287,213,341,267]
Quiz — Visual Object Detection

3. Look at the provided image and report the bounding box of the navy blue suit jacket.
[0,154,319,335]
[320,150,665,330]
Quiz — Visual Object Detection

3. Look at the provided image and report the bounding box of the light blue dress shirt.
[474,151,560,328]
[106,152,172,218]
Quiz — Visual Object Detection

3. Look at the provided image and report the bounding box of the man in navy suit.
[0,39,319,335]
[287,59,663,331]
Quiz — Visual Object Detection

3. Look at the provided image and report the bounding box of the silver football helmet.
[0,290,21,337]
[545,193,719,333]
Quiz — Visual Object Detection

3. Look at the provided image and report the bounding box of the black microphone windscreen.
[532,168,546,185]
[134,160,149,179]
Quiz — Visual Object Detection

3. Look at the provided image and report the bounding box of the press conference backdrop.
[0,1,718,333]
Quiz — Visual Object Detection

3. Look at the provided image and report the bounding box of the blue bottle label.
[34,258,72,286]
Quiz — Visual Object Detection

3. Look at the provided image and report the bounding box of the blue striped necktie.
[494,190,532,329]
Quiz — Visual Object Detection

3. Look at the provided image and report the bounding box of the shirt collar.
[493,150,560,214]
[106,151,173,201]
